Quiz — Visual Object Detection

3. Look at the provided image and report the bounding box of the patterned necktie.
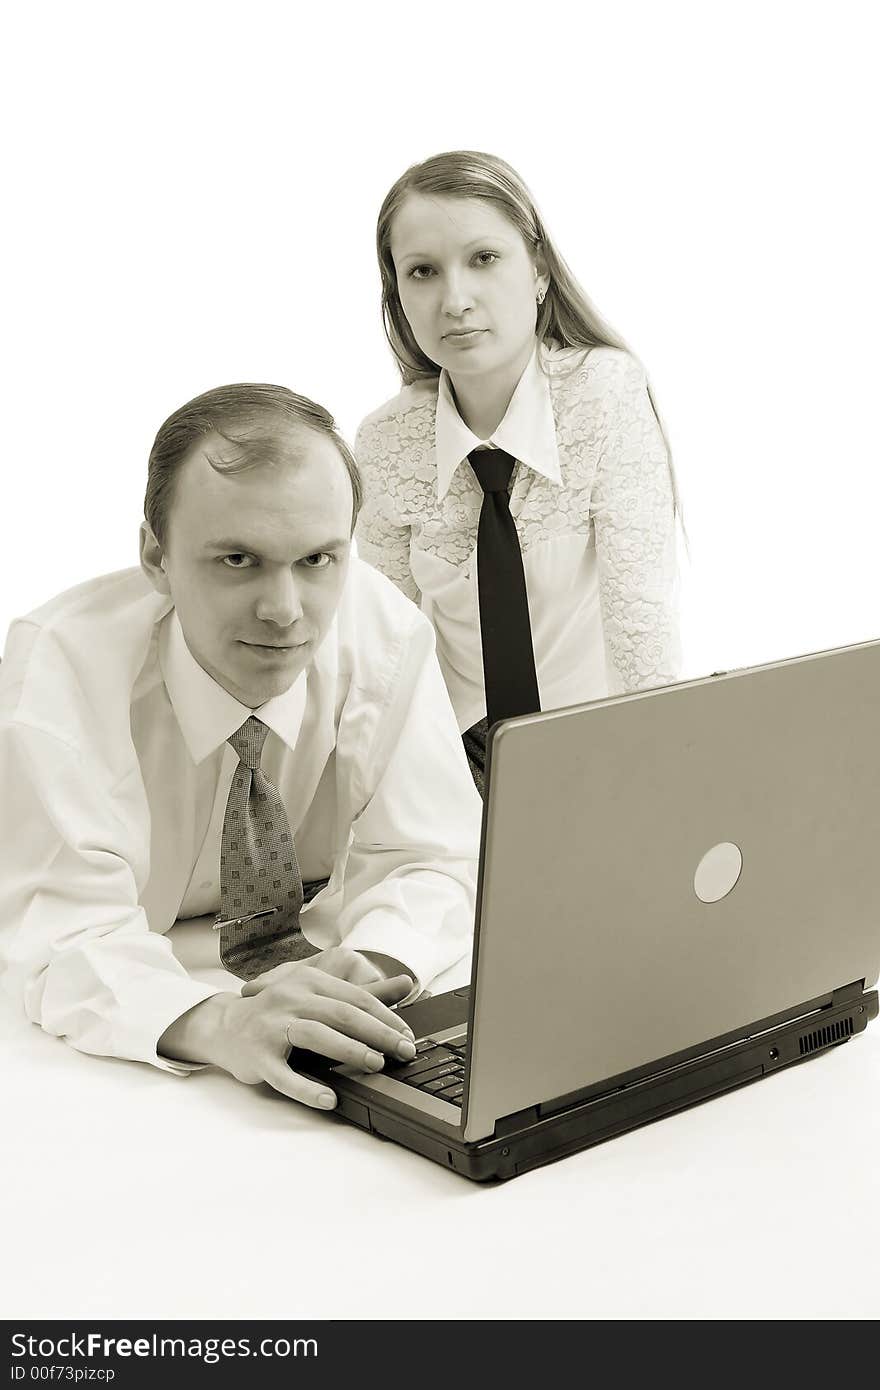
[468,448,541,727]
[217,716,318,978]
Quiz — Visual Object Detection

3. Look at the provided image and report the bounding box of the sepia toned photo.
[1,0,878,1339]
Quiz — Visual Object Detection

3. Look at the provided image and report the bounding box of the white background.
[3,0,878,674]
[2,0,879,1326]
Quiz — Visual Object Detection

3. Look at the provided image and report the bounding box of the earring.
[536,287,546,305]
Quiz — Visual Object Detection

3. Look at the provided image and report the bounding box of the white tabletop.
[3,919,878,1322]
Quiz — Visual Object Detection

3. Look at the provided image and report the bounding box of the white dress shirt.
[355,343,681,732]
[0,559,481,1073]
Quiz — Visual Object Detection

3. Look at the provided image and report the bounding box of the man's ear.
[139,522,171,596]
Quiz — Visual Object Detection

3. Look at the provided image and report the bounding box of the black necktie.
[468,448,541,726]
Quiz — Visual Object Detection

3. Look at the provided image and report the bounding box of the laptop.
[288,638,880,1180]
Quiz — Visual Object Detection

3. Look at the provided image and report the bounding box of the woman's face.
[390,192,547,382]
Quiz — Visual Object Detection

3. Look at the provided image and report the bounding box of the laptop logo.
[694,842,743,903]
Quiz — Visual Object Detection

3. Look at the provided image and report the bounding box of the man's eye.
[221,554,256,569]
[302,553,332,569]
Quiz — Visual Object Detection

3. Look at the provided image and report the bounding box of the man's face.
[144,428,353,707]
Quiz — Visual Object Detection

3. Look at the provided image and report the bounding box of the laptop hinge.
[831,979,865,1006]
[493,1105,540,1137]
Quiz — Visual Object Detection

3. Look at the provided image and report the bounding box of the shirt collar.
[434,343,561,500]
[159,610,308,765]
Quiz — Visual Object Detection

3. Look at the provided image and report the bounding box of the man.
[0,383,482,1111]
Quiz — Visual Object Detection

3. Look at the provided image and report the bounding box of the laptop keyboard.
[384,1036,468,1107]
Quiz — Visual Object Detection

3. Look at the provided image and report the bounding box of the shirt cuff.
[357,950,426,1006]
[120,975,232,1076]
[343,915,470,1001]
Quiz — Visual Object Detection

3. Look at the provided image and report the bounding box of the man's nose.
[254,567,303,627]
[441,270,475,319]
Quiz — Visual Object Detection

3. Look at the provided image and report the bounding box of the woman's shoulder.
[355,377,439,443]
[544,341,647,397]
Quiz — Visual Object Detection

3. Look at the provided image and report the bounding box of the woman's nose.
[441,271,475,319]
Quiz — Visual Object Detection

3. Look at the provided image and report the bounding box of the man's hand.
[159,947,416,1110]
[240,948,410,1008]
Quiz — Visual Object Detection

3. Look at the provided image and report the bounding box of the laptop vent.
[798,1016,854,1056]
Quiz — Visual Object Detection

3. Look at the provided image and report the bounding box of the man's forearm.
[358,951,409,980]
[158,991,240,1067]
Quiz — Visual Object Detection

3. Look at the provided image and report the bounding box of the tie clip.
[213,907,279,932]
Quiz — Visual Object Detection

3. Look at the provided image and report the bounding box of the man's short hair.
[144,383,363,546]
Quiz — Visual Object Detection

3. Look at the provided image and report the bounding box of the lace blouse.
[355,342,681,732]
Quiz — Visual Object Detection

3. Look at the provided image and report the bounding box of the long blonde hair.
[376,150,681,519]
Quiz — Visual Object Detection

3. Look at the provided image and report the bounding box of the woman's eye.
[475,250,499,266]
[302,553,331,569]
[409,264,434,280]
[221,554,256,569]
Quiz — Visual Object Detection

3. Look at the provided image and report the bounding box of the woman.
[355,150,681,793]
